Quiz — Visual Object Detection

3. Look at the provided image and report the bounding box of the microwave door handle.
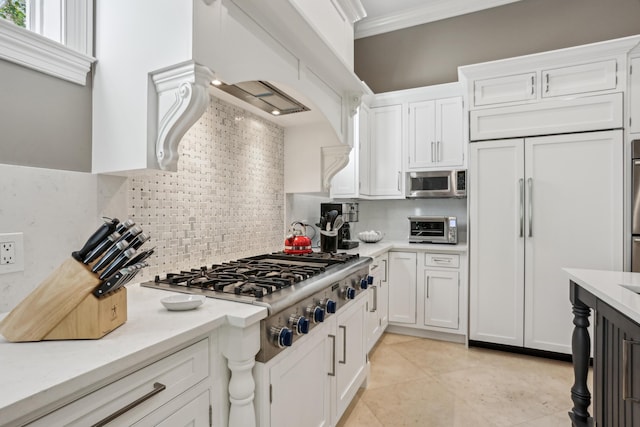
[519,178,524,238]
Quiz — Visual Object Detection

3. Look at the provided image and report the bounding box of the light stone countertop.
[343,240,468,259]
[0,284,267,426]
[565,268,640,324]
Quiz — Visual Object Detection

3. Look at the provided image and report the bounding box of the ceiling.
[355,0,523,39]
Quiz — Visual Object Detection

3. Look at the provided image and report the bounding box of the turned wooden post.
[569,285,593,427]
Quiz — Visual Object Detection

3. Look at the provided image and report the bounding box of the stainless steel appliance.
[409,216,458,244]
[141,252,372,361]
[407,170,466,199]
[320,203,359,249]
[632,140,640,271]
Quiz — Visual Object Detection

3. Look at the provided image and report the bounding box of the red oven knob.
[271,326,293,348]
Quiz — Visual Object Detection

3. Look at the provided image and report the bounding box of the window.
[0,0,94,85]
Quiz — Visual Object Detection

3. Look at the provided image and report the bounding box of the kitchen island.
[566,269,640,427]
[0,284,267,427]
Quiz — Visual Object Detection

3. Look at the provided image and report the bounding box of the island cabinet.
[567,274,640,427]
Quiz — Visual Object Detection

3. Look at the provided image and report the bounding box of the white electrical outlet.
[0,232,24,274]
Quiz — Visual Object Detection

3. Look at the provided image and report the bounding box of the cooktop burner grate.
[149,252,360,299]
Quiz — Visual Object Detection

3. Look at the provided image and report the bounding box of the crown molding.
[355,0,522,39]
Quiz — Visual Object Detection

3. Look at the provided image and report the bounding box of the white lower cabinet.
[29,339,212,427]
[388,250,466,337]
[388,251,417,324]
[469,130,623,354]
[366,253,389,352]
[424,269,459,330]
[256,294,367,427]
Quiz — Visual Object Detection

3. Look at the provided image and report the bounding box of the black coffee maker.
[320,203,359,250]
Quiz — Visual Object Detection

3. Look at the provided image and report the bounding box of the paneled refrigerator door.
[469,139,525,347]
[523,130,623,354]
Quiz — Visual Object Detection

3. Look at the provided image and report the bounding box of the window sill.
[0,19,94,85]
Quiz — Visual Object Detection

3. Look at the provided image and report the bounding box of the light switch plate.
[0,232,24,274]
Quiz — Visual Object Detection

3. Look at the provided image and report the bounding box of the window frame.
[0,0,94,85]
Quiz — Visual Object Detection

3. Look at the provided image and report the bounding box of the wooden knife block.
[0,258,127,342]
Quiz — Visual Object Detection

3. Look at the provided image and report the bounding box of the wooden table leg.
[569,296,593,427]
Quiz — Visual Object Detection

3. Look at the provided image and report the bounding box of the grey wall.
[0,60,92,171]
[355,0,640,93]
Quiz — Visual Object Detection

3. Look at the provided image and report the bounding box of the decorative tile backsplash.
[128,97,285,280]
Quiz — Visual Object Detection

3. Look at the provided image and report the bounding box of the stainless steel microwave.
[409,216,458,244]
[407,170,466,199]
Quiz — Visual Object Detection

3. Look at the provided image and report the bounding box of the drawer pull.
[623,339,640,402]
[92,382,166,427]
[432,258,452,263]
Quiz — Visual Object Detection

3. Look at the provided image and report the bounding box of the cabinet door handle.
[426,277,430,298]
[328,334,336,376]
[431,141,435,162]
[530,76,535,95]
[437,141,441,162]
[339,325,347,364]
[92,382,166,427]
[381,259,388,283]
[372,285,378,312]
[519,178,524,238]
[528,178,533,237]
[545,73,549,93]
[623,338,640,401]
[397,172,401,192]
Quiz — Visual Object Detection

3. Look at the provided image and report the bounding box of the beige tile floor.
[337,333,589,427]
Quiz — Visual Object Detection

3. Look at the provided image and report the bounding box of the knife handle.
[83,231,121,264]
[93,271,124,297]
[115,218,135,234]
[99,248,136,280]
[124,247,155,267]
[72,218,119,262]
[91,240,129,273]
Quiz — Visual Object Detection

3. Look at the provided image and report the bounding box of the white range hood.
[93,0,368,190]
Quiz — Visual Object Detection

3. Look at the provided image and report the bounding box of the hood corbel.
[322,145,352,191]
[151,61,214,171]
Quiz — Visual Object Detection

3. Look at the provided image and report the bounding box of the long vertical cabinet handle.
[397,172,401,192]
[372,285,378,312]
[545,73,550,93]
[339,325,347,364]
[381,259,388,283]
[437,141,441,162]
[426,277,430,298]
[623,339,640,401]
[328,334,336,376]
[527,178,533,237]
[431,141,435,162]
[519,178,524,238]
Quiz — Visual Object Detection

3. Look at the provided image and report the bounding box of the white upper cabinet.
[408,97,464,169]
[364,105,404,198]
[460,35,640,113]
[473,73,536,107]
[541,60,617,98]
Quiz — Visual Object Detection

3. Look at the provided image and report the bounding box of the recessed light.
[211,79,222,86]
[271,110,281,116]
